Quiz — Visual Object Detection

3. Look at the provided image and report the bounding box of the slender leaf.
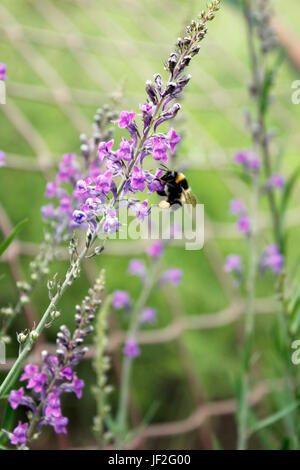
[0,403,15,445]
[0,218,28,257]
[250,402,300,435]
[280,166,300,219]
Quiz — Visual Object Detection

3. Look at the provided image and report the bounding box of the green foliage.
[0,219,28,257]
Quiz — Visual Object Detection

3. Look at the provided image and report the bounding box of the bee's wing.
[182,188,197,208]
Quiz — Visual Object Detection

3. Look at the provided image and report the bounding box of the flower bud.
[164,81,177,96]
[20,295,30,305]
[154,73,162,90]
[51,310,61,320]
[145,80,158,105]
[30,330,39,341]
[177,74,192,88]
[17,332,28,344]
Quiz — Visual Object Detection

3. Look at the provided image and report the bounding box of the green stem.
[243,0,281,247]
[237,172,259,450]
[116,261,160,448]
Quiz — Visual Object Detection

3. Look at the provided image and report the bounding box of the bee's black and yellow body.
[157,171,197,209]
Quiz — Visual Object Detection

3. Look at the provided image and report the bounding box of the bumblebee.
[156,170,197,209]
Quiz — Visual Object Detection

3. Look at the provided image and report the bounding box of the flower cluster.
[234,150,261,173]
[40,4,221,247]
[230,198,251,236]
[7,274,104,448]
[41,105,118,242]
[260,244,284,273]
[224,254,242,280]
[224,147,285,279]
[112,240,183,358]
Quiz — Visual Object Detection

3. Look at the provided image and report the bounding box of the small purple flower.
[73,210,87,225]
[140,102,153,128]
[27,372,47,393]
[230,199,244,215]
[60,366,73,381]
[113,290,130,310]
[152,137,168,162]
[234,151,248,165]
[128,259,146,278]
[140,307,157,324]
[72,376,84,399]
[260,244,284,273]
[10,421,28,446]
[234,151,260,172]
[247,154,261,172]
[134,200,151,221]
[45,391,62,418]
[96,170,112,194]
[117,111,136,129]
[147,240,164,258]
[267,174,285,190]
[0,150,6,167]
[59,195,72,215]
[103,209,119,233]
[159,268,183,286]
[45,182,59,198]
[224,254,242,274]
[53,416,68,434]
[147,169,164,193]
[9,388,24,410]
[41,204,55,219]
[167,128,181,155]
[237,215,251,234]
[76,179,87,194]
[0,63,6,81]
[131,165,146,192]
[20,364,39,382]
[57,154,79,183]
[123,339,140,358]
[116,137,132,161]
[98,140,114,161]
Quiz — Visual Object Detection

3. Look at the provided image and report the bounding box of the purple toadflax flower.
[40,5,221,251]
[7,275,104,447]
[112,290,130,310]
[267,174,285,190]
[237,215,251,235]
[128,259,146,279]
[159,268,183,286]
[0,150,6,167]
[167,128,181,155]
[10,422,28,447]
[260,244,284,273]
[123,339,140,358]
[230,199,245,215]
[147,240,164,258]
[0,63,6,81]
[234,151,261,173]
[140,307,157,324]
[117,111,136,129]
[224,254,242,275]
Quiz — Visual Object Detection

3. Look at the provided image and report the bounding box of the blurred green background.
[0,0,300,449]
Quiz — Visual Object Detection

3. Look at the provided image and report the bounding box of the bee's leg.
[157,190,167,196]
[170,200,182,211]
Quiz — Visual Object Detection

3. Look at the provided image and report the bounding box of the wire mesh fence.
[0,0,300,449]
